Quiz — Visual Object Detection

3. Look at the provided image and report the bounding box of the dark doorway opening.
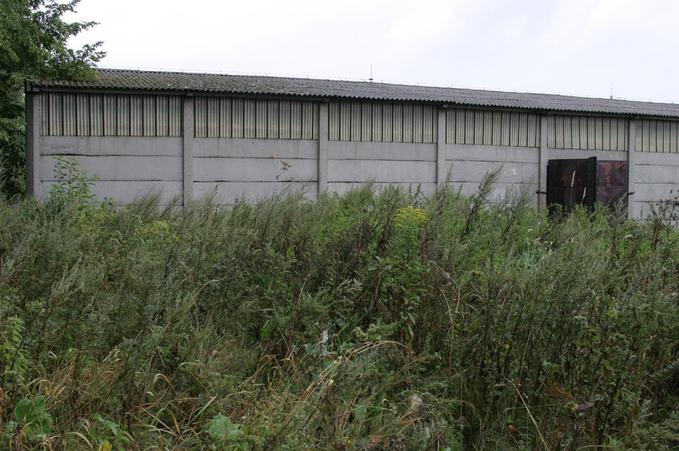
[546,158,628,214]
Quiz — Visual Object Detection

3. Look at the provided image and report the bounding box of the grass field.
[0,166,678,449]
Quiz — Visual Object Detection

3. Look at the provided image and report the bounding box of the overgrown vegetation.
[0,163,678,449]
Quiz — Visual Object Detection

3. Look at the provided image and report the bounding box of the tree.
[0,0,104,197]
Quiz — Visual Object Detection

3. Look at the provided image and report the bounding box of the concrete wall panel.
[445,145,538,163]
[328,141,436,161]
[193,139,317,159]
[194,157,317,182]
[40,137,182,157]
[40,155,181,182]
[327,160,436,183]
[633,165,679,184]
[444,160,537,184]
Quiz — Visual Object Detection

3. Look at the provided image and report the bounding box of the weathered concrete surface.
[328,141,436,161]
[193,138,318,159]
[40,155,182,182]
[194,157,317,182]
[40,136,182,156]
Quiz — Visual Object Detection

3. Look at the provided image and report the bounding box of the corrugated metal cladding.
[445,109,539,147]
[194,97,318,139]
[546,115,628,151]
[40,93,182,136]
[328,101,437,143]
[636,119,679,153]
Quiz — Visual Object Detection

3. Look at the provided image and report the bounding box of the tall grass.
[0,171,677,449]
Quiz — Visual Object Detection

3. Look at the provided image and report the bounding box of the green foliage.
[47,155,99,210]
[0,0,105,197]
[11,396,53,443]
[0,180,677,449]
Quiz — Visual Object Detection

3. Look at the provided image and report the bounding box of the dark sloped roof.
[30,68,679,118]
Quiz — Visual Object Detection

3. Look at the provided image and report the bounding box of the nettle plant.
[47,156,99,210]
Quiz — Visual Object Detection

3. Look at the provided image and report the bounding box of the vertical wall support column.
[538,115,548,211]
[26,90,41,199]
[318,101,329,195]
[627,117,637,219]
[436,107,447,188]
[182,95,194,207]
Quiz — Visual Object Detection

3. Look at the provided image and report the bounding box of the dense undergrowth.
[0,164,678,450]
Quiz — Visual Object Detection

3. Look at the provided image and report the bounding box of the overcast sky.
[68,0,679,103]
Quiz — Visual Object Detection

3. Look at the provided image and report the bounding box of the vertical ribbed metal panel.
[41,94,49,135]
[602,118,611,150]
[89,95,102,136]
[569,116,580,149]
[663,122,671,152]
[578,117,587,149]
[410,104,420,143]
[609,118,618,150]
[619,119,627,151]
[472,110,482,145]
[491,111,502,145]
[169,97,181,137]
[303,102,317,140]
[328,102,340,140]
[445,109,454,144]
[518,113,528,147]
[382,103,393,142]
[452,109,463,144]
[116,95,129,136]
[102,95,116,136]
[40,93,182,137]
[402,104,413,143]
[339,102,350,141]
[500,112,510,146]
[194,97,206,138]
[462,110,472,145]
[528,114,538,147]
[547,115,630,150]
[231,98,243,138]
[672,122,679,153]
[219,98,231,138]
[509,113,519,147]
[562,116,572,149]
[348,102,360,141]
[480,111,491,145]
[143,96,156,137]
[555,116,564,149]
[371,103,382,142]
[77,94,90,136]
[391,104,402,142]
[255,99,267,139]
[243,99,256,139]
[206,97,219,138]
[49,93,63,136]
[289,101,301,139]
[278,100,290,139]
[360,103,371,141]
[266,100,278,139]
[62,94,76,136]
[129,96,142,136]
[585,117,594,149]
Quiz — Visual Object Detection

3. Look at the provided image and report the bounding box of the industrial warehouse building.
[25,69,679,218]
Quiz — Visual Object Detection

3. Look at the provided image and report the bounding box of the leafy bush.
[0,170,677,449]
